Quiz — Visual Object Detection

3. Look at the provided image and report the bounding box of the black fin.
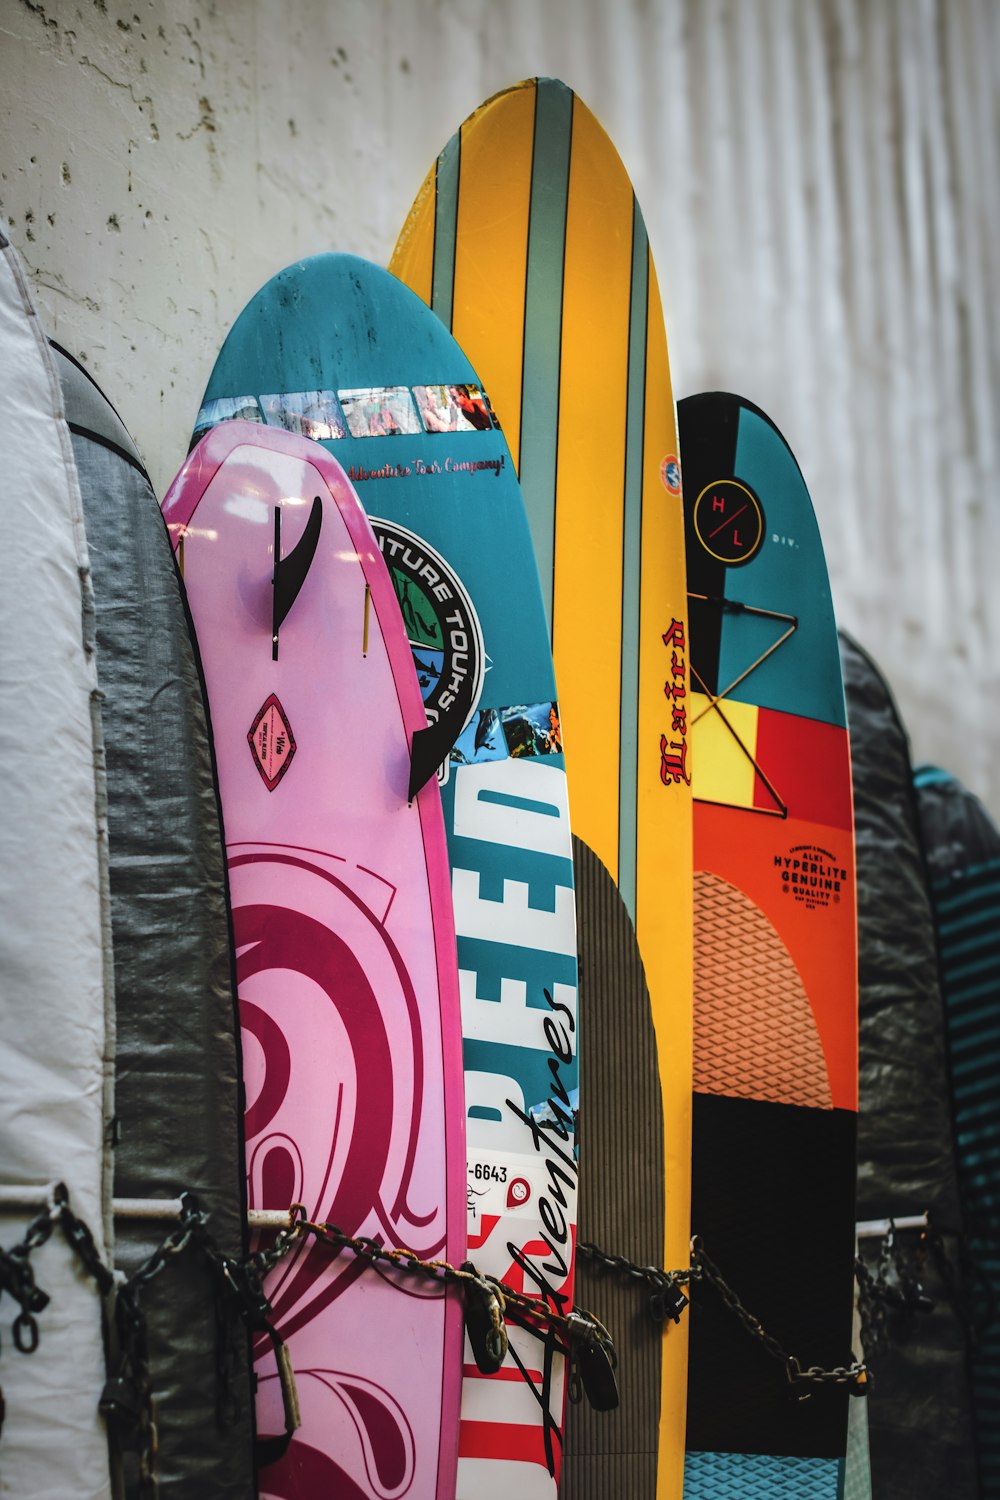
[272,496,323,658]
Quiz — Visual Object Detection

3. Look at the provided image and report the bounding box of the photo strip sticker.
[413,384,496,433]
[451,707,508,766]
[337,386,422,438]
[260,390,347,441]
[192,394,264,445]
[500,701,562,758]
[450,701,564,765]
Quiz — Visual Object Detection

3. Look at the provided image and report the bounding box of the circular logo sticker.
[692,478,765,566]
[660,454,682,495]
[370,518,485,735]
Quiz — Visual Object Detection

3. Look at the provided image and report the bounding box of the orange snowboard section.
[693,870,833,1109]
[694,798,857,1111]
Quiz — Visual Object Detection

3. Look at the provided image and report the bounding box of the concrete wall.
[2,0,998,814]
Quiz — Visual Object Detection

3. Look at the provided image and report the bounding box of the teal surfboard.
[195,254,580,1499]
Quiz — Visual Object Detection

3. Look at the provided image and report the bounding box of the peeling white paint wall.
[2,0,998,815]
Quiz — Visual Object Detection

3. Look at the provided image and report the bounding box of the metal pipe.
[248,1210,297,1230]
[855,1213,928,1239]
[0,1183,60,1211]
[0,1186,296,1232]
[112,1200,295,1230]
[113,1196,185,1220]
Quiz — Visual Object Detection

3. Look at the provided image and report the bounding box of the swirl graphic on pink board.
[233,849,444,1348]
[233,847,451,1494]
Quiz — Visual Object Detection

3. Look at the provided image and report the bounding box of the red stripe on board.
[462,1363,543,1383]
[460,1419,550,1465]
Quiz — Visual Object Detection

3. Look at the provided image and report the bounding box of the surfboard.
[390,78,693,1494]
[51,342,256,1499]
[680,392,858,1499]
[160,419,465,1500]
[193,253,579,1500]
[562,837,665,1498]
[0,222,115,1498]
[840,632,978,1500]
[915,763,1000,1496]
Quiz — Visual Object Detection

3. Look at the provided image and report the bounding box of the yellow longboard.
[392,77,692,1500]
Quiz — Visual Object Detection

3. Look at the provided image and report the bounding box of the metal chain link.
[299,1218,564,1345]
[577,1239,694,1288]
[855,1252,889,1357]
[108,1197,217,1496]
[579,1232,868,1393]
[576,1239,692,1324]
[691,1237,869,1392]
[855,1218,937,1360]
[857,1213,986,1362]
[53,1185,116,1298]
[295,1216,618,1405]
[0,1189,306,1477]
[102,1193,307,1496]
[0,1202,56,1354]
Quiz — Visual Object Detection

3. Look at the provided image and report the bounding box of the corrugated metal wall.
[1,0,997,813]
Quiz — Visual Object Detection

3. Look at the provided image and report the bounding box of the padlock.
[461,1263,507,1374]
[650,1278,689,1325]
[567,1313,619,1412]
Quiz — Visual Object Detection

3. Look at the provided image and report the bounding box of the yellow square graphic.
[690,691,760,809]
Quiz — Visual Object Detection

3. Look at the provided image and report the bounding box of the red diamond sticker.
[248,694,296,791]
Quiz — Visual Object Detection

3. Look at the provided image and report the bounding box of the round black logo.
[693,479,765,565]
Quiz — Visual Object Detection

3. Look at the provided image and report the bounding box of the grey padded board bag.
[53,343,256,1499]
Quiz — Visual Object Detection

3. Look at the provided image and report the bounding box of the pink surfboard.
[161,421,465,1499]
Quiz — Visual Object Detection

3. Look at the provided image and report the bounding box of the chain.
[298,1214,621,1460]
[102,1194,306,1494]
[294,1217,618,1412]
[0,1187,305,1475]
[577,1239,694,1288]
[692,1238,869,1393]
[855,1219,937,1359]
[578,1232,868,1394]
[0,1202,56,1354]
[299,1218,549,1341]
[53,1185,116,1297]
[855,1253,888,1357]
[0,1185,119,1354]
[577,1239,693,1323]
[856,1213,988,1360]
[241,1203,305,1278]
[0,1186,122,1451]
[101,1194,214,1496]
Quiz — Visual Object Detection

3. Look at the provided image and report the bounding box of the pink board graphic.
[161,422,464,1499]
